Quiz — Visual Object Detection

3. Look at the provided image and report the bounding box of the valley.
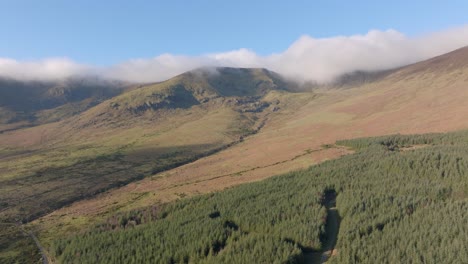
[1,47,468,263]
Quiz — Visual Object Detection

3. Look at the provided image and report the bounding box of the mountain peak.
[175,67,290,97]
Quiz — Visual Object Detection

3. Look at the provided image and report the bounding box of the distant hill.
[0,77,130,127]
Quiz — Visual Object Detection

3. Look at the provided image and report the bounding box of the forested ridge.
[52,131,468,263]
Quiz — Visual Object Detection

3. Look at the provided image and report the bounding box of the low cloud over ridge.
[2,25,468,83]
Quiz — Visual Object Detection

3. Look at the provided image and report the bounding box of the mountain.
[2,47,468,263]
[71,67,294,127]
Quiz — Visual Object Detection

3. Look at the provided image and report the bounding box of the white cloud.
[1,25,468,83]
[101,54,215,83]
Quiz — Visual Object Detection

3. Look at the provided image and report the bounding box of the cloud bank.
[1,25,468,83]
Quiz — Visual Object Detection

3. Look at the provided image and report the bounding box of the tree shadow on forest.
[304,188,341,264]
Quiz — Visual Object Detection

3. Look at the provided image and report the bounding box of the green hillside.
[51,130,468,263]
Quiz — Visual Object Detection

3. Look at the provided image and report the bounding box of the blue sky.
[1,0,467,65]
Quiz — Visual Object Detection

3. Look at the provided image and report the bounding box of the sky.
[1,0,468,82]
